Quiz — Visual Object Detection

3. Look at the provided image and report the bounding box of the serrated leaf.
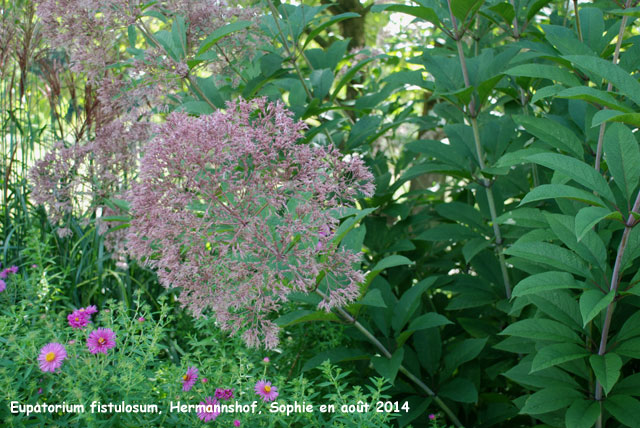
[520,387,581,415]
[514,115,584,157]
[438,377,478,403]
[445,338,488,370]
[604,394,640,427]
[506,64,581,87]
[360,288,387,308]
[579,289,614,327]
[604,123,640,200]
[531,343,589,372]
[197,20,252,56]
[616,337,640,358]
[564,55,640,107]
[463,237,491,263]
[520,184,605,207]
[372,348,404,384]
[527,153,615,202]
[575,207,621,241]
[500,318,582,343]
[512,271,578,297]
[392,277,437,332]
[505,242,591,278]
[565,399,600,428]
[556,86,633,112]
[590,353,622,396]
[407,312,452,331]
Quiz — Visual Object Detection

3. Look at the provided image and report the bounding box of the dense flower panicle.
[197,396,220,422]
[38,343,67,373]
[126,98,374,349]
[182,366,198,391]
[87,328,116,354]
[254,380,278,402]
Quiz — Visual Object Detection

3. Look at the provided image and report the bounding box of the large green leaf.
[556,86,633,112]
[500,318,582,343]
[197,21,253,56]
[604,395,640,428]
[520,184,605,207]
[579,289,614,327]
[530,343,589,372]
[574,207,621,242]
[372,348,404,384]
[527,153,615,202]
[589,353,622,396]
[505,242,591,278]
[604,123,640,200]
[506,64,581,87]
[438,377,478,403]
[565,399,600,428]
[564,55,640,107]
[512,271,578,297]
[513,115,584,157]
[520,387,582,415]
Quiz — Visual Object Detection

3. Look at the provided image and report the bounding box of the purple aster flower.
[255,380,278,402]
[234,420,241,427]
[8,265,18,274]
[197,396,220,422]
[214,388,234,400]
[67,310,90,329]
[82,305,98,315]
[38,343,67,372]
[181,366,198,391]
[87,328,116,354]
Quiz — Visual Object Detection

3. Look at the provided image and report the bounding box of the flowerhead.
[0,279,5,293]
[82,305,98,315]
[197,396,220,422]
[67,310,90,329]
[215,388,234,400]
[181,366,198,391]
[254,380,278,402]
[234,420,241,427]
[263,357,270,363]
[87,328,116,354]
[138,317,145,322]
[8,265,18,274]
[429,414,436,420]
[38,343,67,372]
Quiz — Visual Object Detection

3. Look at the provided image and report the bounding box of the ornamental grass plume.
[126,98,374,349]
[38,343,67,373]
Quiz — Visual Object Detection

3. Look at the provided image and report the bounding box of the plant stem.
[594,0,631,172]
[594,190,640,428]
[447,0,511,297]
[573,0,583,42]
[316,289,464,427]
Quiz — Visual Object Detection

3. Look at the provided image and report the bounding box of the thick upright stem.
[594,190,640,428]
[594,0,630,172]
[318,290,464,427]
[572,0,583,42]
[446,0,511,297]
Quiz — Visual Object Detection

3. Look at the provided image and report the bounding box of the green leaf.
[579,290,614,327]
[531,343,589,373]
[303,12,360,50]
[513,115,584,157]
[565,399,600,428]
[564,55,640,107]
[407,312,453,331]
[372,348,404,384]
[505,242,591,278]
[127,25,137,47]
[574,207,621,242]
[592,110,640,128]
[371,255,414,273]
[556,86,633,112]
[274,310,339,326]
[371,4,440,27]
[520,387,582,415]
[520,184,605,207]
[310,68,334,99]
[527,153,615,202]
[438,378,478,403]
[589,353,622,396]
[177,100,214,115]
[462,237,491,263]
[445,338,487,371]
[512,271,578,297]
[500,318,582,343]
[506,64,581,87]
[171,15,187,59]
[450,0,485,22]
[604,395,640,428]
[360,289,387,308]
[604,123,640,200]
[301,347,368,371]
[616,337,640,358]
[197,20,252,56]
[391,277,437,332]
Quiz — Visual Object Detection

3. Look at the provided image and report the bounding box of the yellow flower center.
[45,352,56,362]
[264,385,271,393]
[98,338,105,345]
[75,317,79,322]
[183,374,189,381]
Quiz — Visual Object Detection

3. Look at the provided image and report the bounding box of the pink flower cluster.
[67,305,98,329]
[0,264,18,292]
[37,326,116,373]
[126,98,374,349]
